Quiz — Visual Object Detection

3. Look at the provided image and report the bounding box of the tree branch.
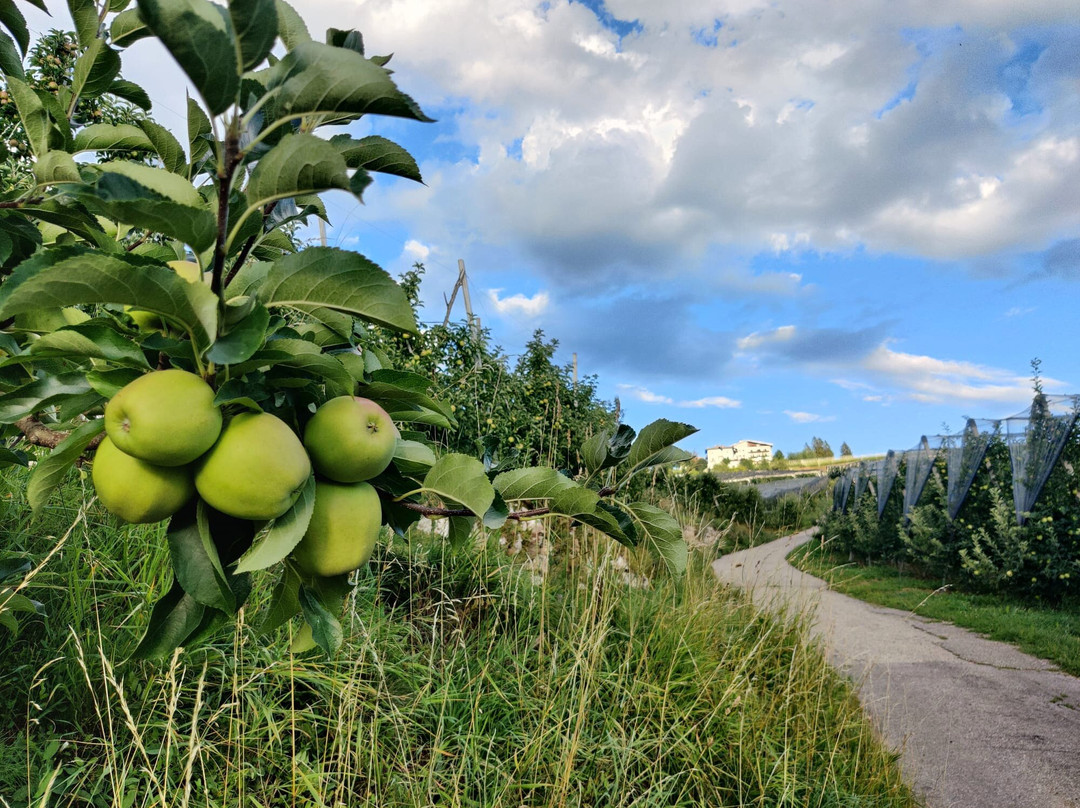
[15,417,104,452]
[0,196,45,209]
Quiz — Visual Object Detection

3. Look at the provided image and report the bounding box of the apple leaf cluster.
[0,0,697,657]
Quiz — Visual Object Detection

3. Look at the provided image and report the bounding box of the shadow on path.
[713,529,1080,808]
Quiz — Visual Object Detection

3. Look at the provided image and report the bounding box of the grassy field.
[789,537,1080,677]
[1,469,919,807]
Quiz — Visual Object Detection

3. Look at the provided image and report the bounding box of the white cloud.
[486,288,550,317]
[861,344,1063,403]
[1004,306,1035,318]
[784,410,836,423]
[403,239,431,261]
[737,325,797,351]
[618,385,741,408]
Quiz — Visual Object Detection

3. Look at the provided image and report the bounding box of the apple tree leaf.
[418,454,494,521]
[626,419,698,474]
[628,502,687,576]
[167,501,236,613]
[27,418,104,515]
[73,123,155,154]
[0,247,219,353]
[257,247,417,333]
[28,322,154,368]
[0,1,29,55]
[391,439,436,475]
[130,578,206,660]
[328,134,423,182]
[298,584,342,657]
[136,0,239,115]
[233,474,315,574]
[266,41,433,125]
[229,0,277,71]
[582,423,635,475]
[0,372,95,423]
[110,8,152,48]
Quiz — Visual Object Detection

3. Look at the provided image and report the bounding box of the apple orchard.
[0,0,695,658]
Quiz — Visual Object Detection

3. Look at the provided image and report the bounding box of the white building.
[706,440,774,469]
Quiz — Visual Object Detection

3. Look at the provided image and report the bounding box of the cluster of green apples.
[92,369,398,578]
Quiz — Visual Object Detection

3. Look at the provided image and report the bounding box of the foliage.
[787,436,834,460]
[840,441,852,456]
[369,264,616,469]
[0,0,695,661]
[0,485,918,806]
[820,417,1080,603]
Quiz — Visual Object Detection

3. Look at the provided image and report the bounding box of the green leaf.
[419,454,495,519]
[5,76,48,156]
[27,419,104,514]
[232,338,353,393]
[329,134,423,183]
[257,247,417,333]
[356,370,452,421]
[446,516,474,549]
[0,247,219,354]
[0,447,30,467]
[266,41,434,125]
[582,423,635,475]
[87,367,142,398]
[231,134,349,247]
[136,0,239,115]
[0,29,23,78]
[259,563,301,634]
[483,491,509,530]
[392,439,436,475]
[0,1,29,55]
[274,0,309,49]
[626,419,698,473]
[386,406,453,430]
[205,303,269,365]
[106,78,152,110]
[131,578,206,659]
[139,119,186,174]
[494,466,577,502]
[298,584,342,656]
[110,8,151,47]
[230,0,276,70]
[167,501,235,612]
[75,162,216,251]
[29,322,153,368]
[74,123,154,153]
[0,372,94,423]
[233,474,314,573]
[187,94,212,165]
[68,0,98,47]
[628,502,687,576]
[33,150,81,184]
[70,39,122,101]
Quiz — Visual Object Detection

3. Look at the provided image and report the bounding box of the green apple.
[194,411,312,520]
[105,369,222,466]
[303,397,398,483]
[291,480,382,577]
[167,259,211,285]
[92,436,195,523]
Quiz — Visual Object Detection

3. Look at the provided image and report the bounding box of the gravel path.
[713,529,1080,808]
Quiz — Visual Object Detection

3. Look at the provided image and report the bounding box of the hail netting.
[876,450,900,518]
[1005,394,1080,526]
[839,467,854,512]
[854,461,871,502]
[946,419,997,521]
[903,436,945,519]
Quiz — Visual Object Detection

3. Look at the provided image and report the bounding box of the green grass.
[789,537,1080,677]
[1,469,919,807]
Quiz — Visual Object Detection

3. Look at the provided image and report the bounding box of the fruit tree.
[0,0,695,657]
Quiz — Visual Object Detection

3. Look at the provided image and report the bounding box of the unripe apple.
[126,260,208,329]
[291,480,382,577]
[303,397,398,483]
[92,436,195,523]
[105,369,222,466]
[194,411,312,520]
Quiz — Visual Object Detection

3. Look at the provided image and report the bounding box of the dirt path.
[713,529,1080,808]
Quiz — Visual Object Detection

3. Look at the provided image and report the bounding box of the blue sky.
[24,1,1080,458]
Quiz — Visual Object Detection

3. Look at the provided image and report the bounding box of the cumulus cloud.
[334,0,1080,289]
[784,410,836,423]
[486,288,550,317]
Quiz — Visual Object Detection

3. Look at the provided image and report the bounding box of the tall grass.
[1,470,915,807]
